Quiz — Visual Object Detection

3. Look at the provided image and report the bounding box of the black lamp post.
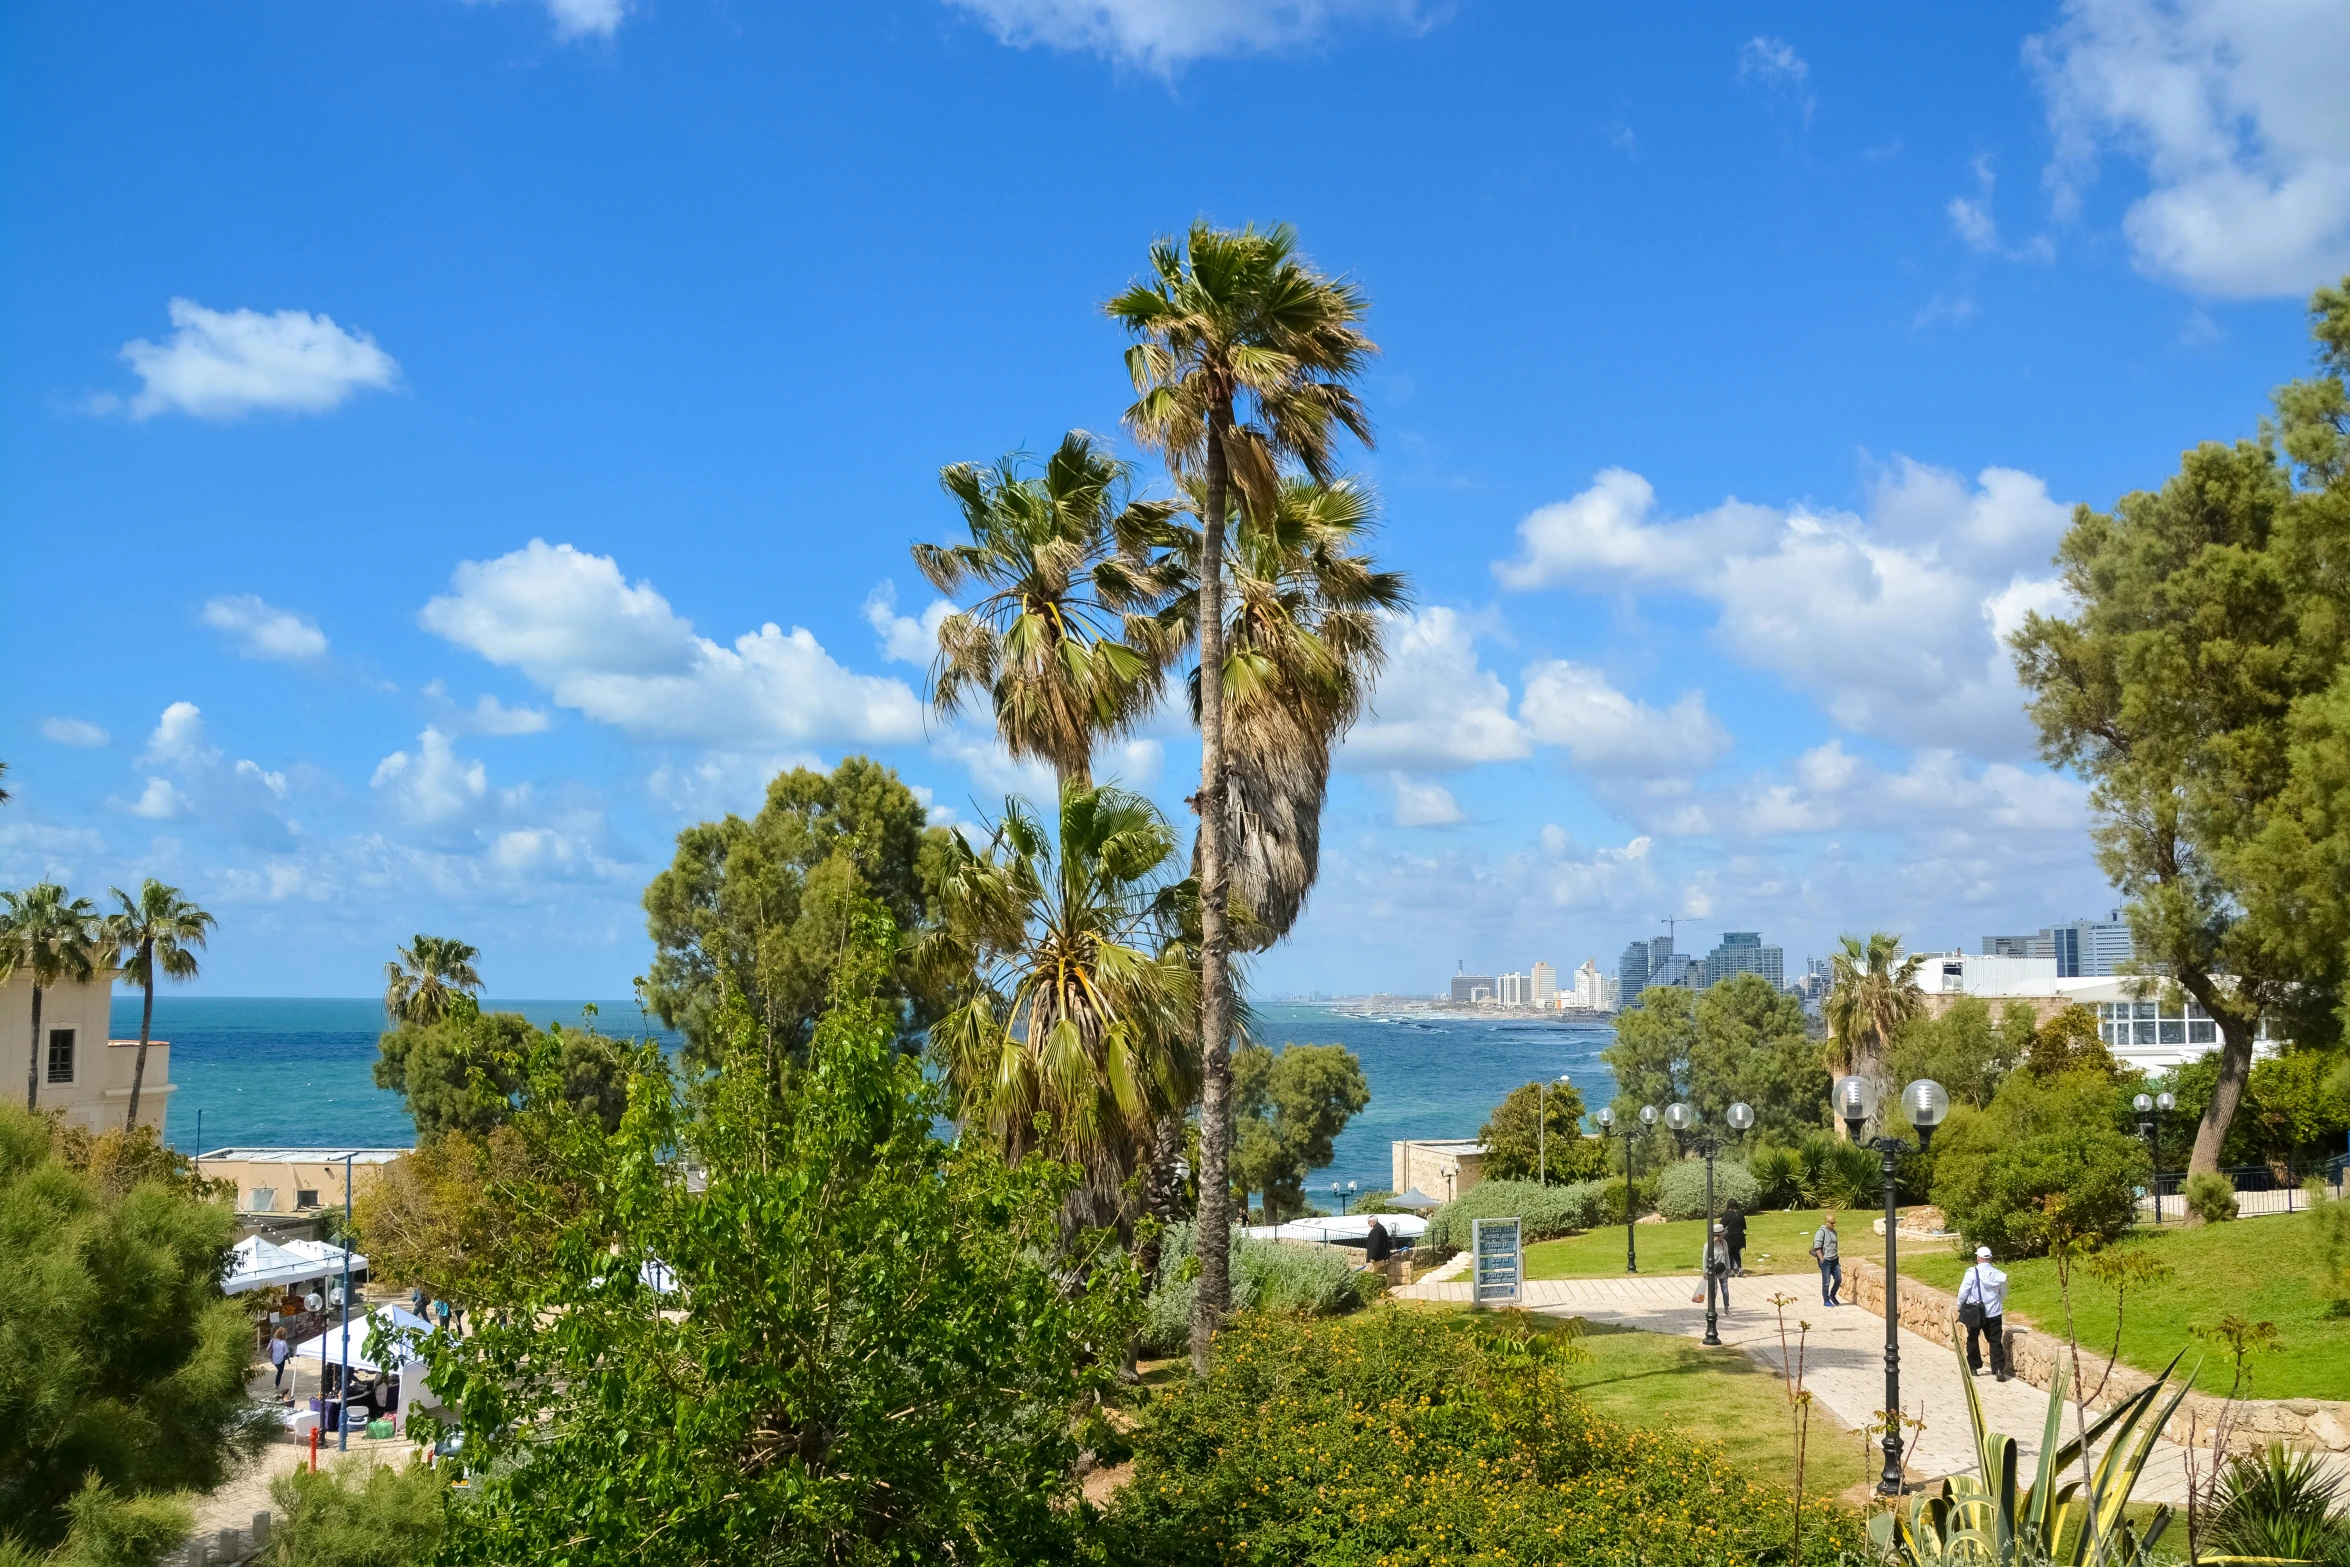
[1538,1074,1572,1185]
[1627,1104,1659,1271]
[2135,1091,2175,1222]
[1662,1100,1753,1346]
[1330,1179,1358,1216]
[1835,1073,1948,1497]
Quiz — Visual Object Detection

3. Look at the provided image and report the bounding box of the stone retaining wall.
[1844,1260,2349,1455]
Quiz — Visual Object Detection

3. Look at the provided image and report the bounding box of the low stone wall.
[1845,1259,2350,1455]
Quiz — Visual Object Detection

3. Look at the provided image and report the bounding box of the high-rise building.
[1498,971,1527,1006]
[1602,974,1622,1009]
[1978,914,2136,977]
[1449,969,1497,1005]
[1701,931,1785,988]
[1530,961,1558,1006]
[1618,940,1651,996]
[1572,958,1603,1009]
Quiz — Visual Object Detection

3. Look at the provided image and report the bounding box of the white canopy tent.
[290,1305,433,1372]
[222,1235,367,1296]
[1240,1213,1427,1246]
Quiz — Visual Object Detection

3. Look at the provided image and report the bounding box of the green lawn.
[1527,1209,1866,1280]
[1902,1211,2350,1400]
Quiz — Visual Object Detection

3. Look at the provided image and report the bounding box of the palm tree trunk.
[1190,405,1236,1378]
[26,982,43,1112]
[127,940,155,1130]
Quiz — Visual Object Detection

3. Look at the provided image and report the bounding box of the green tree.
[2021,1003,2125,1081]
[1477,1077,1606,1185]
[414,909,1138,1565]
[0,1105,264,1552]
[923,785,1198,1236]
[1229,1041,1371,1219]
[380,934,481,1027]
[1930,1068,2151,1257]
[1603,976,1822,1141]
[262,1459,446,1567]
[1883,996,2030,1110]
[1110,221,1376,1368]
[1822,931,1924,1130]
[0,884,102,1113]
[104,879,213,1131]
[641,756,950,1069]
[913,431,1179,793]
[374,1007,632,1140]
[1147,476,1407,943]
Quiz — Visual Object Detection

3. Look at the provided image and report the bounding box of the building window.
[296,1189,320,1209]
[46,1029,75,1084]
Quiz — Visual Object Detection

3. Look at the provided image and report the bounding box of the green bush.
[2211,1443,2347,1567]
[264,1458,447,1567]
[1422,1179,1607,1253]
[1103,1308,1864,1566]
[1932,1069,2149,1256]
[1139,1222,1368,1355]
[2185,1170,2240,1225]
[1595,1173,1660,1224]
[1654,1158,1761,1221]
[1749,1144,1801,1208]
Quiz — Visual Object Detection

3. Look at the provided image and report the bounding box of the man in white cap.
[1956,1244,2010,1381]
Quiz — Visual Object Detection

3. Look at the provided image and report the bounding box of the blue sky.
[5,0,2348,997]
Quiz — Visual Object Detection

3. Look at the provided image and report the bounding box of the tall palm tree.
[1148,476,1406,943]
[1823,931,1926,1134]
[107,879,215,1129]
[0,883,103,1111]
[1108,222,1375,1371]
[924,785,1202,1233]
[384,935,483,1026]
[913,432,1181,792]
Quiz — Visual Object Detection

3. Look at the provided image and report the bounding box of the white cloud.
[1387,776,1463,827]
[128,778,191,821]
[1737,35,1815,122]
[420,540,925,748]
[465,0,626,40]
[2031,0,2350,296]
[40,718,108,747]
[942,0,1427,71]
[863,582,953,666]
[1613,740,2088,841]
[372,728,492,828]
[1517,662,1731,777]
[422,683,554,736]
[104,300,399,420]
[1495,461,2075,756]
[200,594,329,662]
[142,702,218,769]
[1947,155,2056,262]
[1340,607,1530,772]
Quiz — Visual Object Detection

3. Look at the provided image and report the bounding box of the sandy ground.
[187,1355,421,1538]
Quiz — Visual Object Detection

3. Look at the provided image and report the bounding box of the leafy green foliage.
[2155,1047,2350,1167]
[1885,996,2032,1110]
[1137,1221,1370,1355]
[1230,1041,1369,1220]
[640,756,951,1067]
[1748,1133,1881,1211]
[2211,1442,2350,1567]
[0,1479,193,1567]
[414,907,1139,1565]
[1104,1308,1864,1566]
[2021,1004,2124,1082]
[263,1459,447,1567]
[1932,1070,2151,1256]
[1476,1077,1607,1184]
[2184,1170,2239,1224]
[1654,1157,1761,1222]
[373,1006,631,1139]
[1604,974,1827,1142]
[0,1106,265,1551]
[1423,1178,1609,1252]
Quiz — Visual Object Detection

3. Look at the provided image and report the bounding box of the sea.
[124,996,1617,1201]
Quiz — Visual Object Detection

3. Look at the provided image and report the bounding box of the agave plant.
[1870,1329,2195,1567]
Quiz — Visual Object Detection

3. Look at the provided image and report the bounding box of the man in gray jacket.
[1811,1212,1841,1306]
[1957,1245,2010,1380]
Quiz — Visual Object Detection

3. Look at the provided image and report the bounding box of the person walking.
[1364,1216,1395,1285]
[1697,1221,1733,1316]
[1958,1245,2011,1381]
[1722,1201,1748,1276]
[1811,1212,1842,1306]
[268,1326,290,1395]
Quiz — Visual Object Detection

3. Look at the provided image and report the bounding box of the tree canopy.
[1603,975,1826,1142]
[641,756,951,1069]
[1230,1040,1370,1221]
[373,1004,633,1141]
[1477,1077,1607,1185]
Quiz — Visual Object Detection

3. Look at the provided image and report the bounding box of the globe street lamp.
[2135,1092,2175,1222]
[1538,1074,1572,1185]
[1837,1074,1948,1496]
[1634,1104,1660,1271]
[1662,1101,1753,1346]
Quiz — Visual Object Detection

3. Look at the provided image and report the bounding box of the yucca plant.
[2211,1443,2348,1566]
[1870,1329,2194,1567]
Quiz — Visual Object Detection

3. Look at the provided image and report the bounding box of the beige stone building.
[1392,1138,1487,1203]
[0,974,174,1136]
[199,1148,408,1219]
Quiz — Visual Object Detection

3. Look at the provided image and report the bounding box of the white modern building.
[1497,971,1527,1006]
[1907,949,2266,1071]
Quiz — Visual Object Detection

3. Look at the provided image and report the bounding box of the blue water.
[110,997,678,1152]
[121,997,1615,1196]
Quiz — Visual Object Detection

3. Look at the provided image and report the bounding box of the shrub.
[265,1458,447,1567]
[2185,1170,2240,1225]
[2211,1443,2347,1567]
[1933,1070,2149,1256]
[1749,1144,1802,1209]
[1103,1308,1864,1566]
[1139,1222,1369,1355]
[1654,1158,1761,1221]
[1590,1173,1661,1225]
[1422,1179,1607,1253]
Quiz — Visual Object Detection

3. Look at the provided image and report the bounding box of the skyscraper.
[1702,931,1785,988]
[1618,939,1651,996]
[1531,961,1558,1006]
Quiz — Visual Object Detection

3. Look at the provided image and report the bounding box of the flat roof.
[1394,1139,1488,1153]
[198,1148,412,1164]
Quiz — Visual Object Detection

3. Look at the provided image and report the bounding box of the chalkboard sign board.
[1471,1216,1522,1308]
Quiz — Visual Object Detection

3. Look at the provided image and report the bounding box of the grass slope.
[1902,1210,2349,1400]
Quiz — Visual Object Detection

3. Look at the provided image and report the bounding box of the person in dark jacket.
[1722,1202,1748,1276]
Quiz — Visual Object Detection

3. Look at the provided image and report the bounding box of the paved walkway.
[1399,1271,2233,1502]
